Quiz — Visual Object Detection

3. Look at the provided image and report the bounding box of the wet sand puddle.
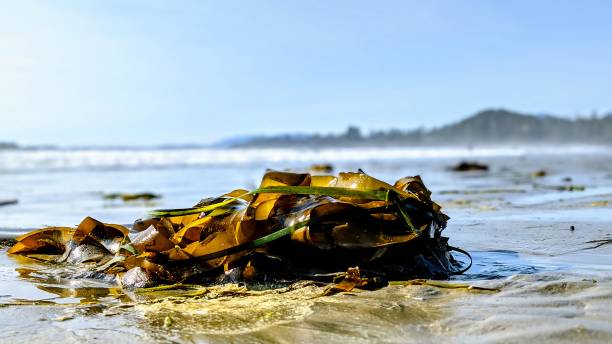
[3,243,609,343]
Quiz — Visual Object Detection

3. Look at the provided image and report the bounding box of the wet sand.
[1,151,611,343]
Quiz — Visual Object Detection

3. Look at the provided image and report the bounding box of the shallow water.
[1,147,612,343]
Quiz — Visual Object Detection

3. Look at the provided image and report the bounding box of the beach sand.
[1,149,611,343]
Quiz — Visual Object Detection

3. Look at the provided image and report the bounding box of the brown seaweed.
[8,170,468,291]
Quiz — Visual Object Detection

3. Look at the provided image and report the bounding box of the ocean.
[1,146,608,233]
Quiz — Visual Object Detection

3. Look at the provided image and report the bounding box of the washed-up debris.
[583,238,612,250]
[8,170,470,292]
[450,161,489,172]
[0,239,16,247]
[534,184,586,192]
[558,185,586,192]
[0,199,18,207]
[552,185,586,192]
[531,170,547,178]
[103,192,161,202]
[309,164,334,173]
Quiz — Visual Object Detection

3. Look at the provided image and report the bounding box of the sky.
[1,0,611,146]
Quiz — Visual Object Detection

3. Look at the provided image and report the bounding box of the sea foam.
[0,146,609,173]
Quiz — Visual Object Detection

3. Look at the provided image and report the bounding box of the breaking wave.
[1,146,610,173]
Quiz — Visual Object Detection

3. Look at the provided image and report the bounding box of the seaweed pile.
[8,171,470,290]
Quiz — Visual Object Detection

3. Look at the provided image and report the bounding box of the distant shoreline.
[3,108,611,150]
[1,143,611,152]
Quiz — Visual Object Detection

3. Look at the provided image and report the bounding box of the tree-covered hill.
[230,109,612,147]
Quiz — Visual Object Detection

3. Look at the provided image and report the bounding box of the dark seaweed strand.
[447,245,473,275]
[388,191,454,274]
[193,220,309,262]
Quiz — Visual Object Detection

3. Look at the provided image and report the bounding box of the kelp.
[531,170,547,178]
[389,279,500,293]
[8,170,469,292]
[309,163,334,173]
[8,227,74,255]
[103,192,161,202]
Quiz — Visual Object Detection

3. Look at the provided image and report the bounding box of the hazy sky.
[1,0,611,146]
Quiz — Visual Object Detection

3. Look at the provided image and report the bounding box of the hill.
[229,109,612,147]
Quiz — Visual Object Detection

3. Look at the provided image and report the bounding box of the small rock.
[0,199,18,207]
[450,161,489,172]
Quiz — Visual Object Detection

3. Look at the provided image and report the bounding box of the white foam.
[0,146,610,172]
